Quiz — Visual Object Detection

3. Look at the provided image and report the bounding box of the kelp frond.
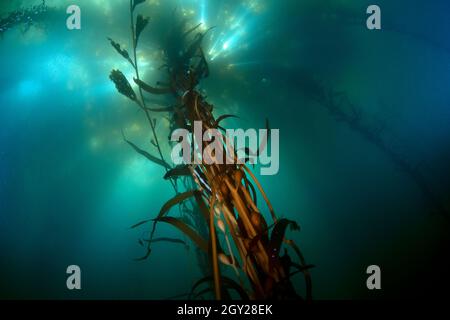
[109,0,312,301]
[109,70,136,101]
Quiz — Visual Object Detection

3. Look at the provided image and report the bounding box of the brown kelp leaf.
[131,219,152,229]
[155,191,196,222]
[242,165,277,222]
[191,276,249,300]
[147,191,197,239]
[268,219,301,270]
[155,217,208,252]
[134,78,172,95]
[107,38,134,67]
[143,237,188,247]
[135,14,149,44]
[134,248,151,261]
[246,221,275,253]
[245,178,258,206]
[135,191,197,255]
[284,239,306,265]
[122,132,171,170]
[214,114,238,127]
[164,165,191,180]
[284,239,312,300]
[109,70,136,101]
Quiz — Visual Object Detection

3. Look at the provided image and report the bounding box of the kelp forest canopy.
[108,0,312,300]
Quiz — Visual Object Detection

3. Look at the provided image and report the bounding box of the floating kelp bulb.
[216,218,226,233]
[218,253,233,266]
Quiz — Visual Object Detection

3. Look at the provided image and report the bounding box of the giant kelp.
[108,0,312,300]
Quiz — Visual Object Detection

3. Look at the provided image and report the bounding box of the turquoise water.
[1,0,449,299]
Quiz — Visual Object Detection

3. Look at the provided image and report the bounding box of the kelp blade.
[155,216,208,252]
[136,14,150,44]
[131,190,196,230]
[270,219,300,257]
[123,134,171,170]
[143,237,188,247]
[108,38,134,67]
[164,165,191,180]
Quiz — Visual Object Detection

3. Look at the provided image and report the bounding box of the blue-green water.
[1,0,449,299]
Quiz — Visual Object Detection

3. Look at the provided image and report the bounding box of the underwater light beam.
[222,40,230,50]
[200,0,206,25]
[228,60,264,68]
[18,80,42,97]
[207,6,255,61]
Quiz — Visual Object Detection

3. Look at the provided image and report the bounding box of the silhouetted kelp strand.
[0,0,48,35]
[108,0,212,286]
[298,69,448,218]
[135,14,149,44]
[109,70,136,101]
[108,38,135,68]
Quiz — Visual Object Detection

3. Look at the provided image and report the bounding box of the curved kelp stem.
[128,0,175,191]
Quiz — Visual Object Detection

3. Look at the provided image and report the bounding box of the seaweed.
[108,0,312,300]
[110,70,136,101]
[0,1,51,37]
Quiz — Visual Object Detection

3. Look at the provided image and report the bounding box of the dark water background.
[1,0,449,299]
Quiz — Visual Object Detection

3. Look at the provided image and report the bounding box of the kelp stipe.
[108,0,313,300]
